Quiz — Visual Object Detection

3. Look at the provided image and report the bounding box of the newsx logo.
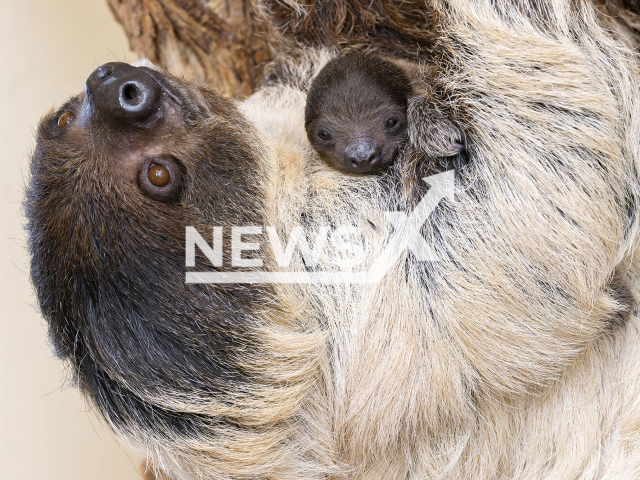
[185,170,454,284]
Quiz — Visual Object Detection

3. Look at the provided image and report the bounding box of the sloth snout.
[86,62,161,124]
[344,139,381,173]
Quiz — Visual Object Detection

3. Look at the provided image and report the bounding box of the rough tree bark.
[106,0,274,97]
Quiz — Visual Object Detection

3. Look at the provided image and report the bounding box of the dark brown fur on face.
[24,62,293,452]
[305,53,412,174]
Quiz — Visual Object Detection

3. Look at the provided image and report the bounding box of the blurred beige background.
[0,0,144,478]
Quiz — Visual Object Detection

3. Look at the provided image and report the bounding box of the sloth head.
[305,53,412,174]
[23,62,297,441]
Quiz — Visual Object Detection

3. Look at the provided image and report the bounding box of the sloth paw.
[407,96,464,158]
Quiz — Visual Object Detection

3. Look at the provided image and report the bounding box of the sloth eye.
[138,158,182,202]
[148,164,170,187]
[58,112,74,128]
[317,130,331,141]
[386,118,398,129]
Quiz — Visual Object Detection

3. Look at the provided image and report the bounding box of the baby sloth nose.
[344,139,381,173]
[86,62,161,123]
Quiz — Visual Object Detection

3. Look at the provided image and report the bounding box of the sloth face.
[307,92,407,174]
[31,62,260,216]
[305,53,412,174]
[24,63,272,435]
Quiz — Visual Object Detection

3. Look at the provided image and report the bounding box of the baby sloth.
[305,52,465,174]
[305,53,411,174]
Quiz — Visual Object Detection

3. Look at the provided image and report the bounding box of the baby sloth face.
[305,53,412,174]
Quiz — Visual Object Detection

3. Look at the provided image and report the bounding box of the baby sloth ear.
[407,96,465,158]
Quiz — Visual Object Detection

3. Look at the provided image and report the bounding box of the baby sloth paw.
[407,96,465,158]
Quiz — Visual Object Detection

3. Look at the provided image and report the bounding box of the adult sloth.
[25,1,640,479]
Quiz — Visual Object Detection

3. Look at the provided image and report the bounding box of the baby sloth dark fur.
[305,52,466,175]
[305,53,412,174]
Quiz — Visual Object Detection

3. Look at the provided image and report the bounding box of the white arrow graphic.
[365,170,455,282]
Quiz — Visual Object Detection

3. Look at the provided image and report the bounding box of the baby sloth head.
[305,52,412,174]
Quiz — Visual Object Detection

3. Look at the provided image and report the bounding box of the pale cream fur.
[130,1,640,478]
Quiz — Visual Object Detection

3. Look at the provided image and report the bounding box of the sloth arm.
[392,58,465,158]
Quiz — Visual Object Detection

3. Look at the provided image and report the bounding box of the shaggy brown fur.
[25,61,320,478]
[263,0,640,57]
[260,0,438,59]
[595,0,640,51]
[25,0,640,479]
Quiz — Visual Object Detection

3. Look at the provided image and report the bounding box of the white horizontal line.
[185,271,379,284]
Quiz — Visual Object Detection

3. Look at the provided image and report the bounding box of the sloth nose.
[344,139,381,173]
[86,62,161,123]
